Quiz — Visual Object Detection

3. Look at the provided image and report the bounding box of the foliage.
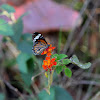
[16,53,31,73]
[70,55,91,69]
[0,4,15,13]
[0,19,14,36]
[38,86,73,100]
[0,93,5,100]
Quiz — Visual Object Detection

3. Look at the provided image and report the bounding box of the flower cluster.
[42,43,57,71]
[41,43,55,56]
[42,57,57,70]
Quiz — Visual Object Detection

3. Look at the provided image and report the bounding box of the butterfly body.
[32,32,49,55]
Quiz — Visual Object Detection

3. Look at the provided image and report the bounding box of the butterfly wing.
[32,32,49,55]
[32,32,47,43]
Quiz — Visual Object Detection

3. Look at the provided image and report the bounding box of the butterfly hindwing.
[32,32,49,55]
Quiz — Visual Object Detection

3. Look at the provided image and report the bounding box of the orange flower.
[41,43,55,55]
[46,57,50,60]
[42,65,47,70]
[47,52,51,56]
[42,57,57,70]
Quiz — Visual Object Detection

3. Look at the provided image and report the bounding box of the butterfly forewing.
[32,32,49,55]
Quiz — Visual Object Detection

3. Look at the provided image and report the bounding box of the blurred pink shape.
[13,0,81,33]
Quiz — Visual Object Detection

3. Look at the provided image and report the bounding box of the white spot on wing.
[33,34,41,42]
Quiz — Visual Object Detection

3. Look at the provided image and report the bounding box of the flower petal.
[51,58,56,62]
[53,61,57,65]
[47,52,51,56]
[42,65,47,70]
[43,60,48,65]
[46,56,50,60]
[48,64,53,68]
[47,59,51,66]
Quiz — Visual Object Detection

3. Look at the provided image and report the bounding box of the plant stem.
[46,70,54,95]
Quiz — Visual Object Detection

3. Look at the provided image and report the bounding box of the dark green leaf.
[27,97,37,100]
[0,93,5,100]
[11,19,23,44]
[54,86,73,100]
[21,72,33,87]
[27,58,35,73]
[70,55,91,69]
[38,86,73,100]
[38,88,55,100]
[16,53,30,73]
[21,33,32,41]
[57,54,68,60]
[0,19,14,36]
[56,65,63,74]
[62,59,71,65]
[18,40,32,54]
[1,4,15,13]
[64,68,72,78]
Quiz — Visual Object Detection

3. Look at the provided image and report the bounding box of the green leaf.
[0,93,5,100]
[38,88,55,100]
[70,55,79,64]
[21,33,32,41]
[70,55,91,69]
[64,68,72,78]
[56,61,62,65]
[57,54,68,60]
[1,4,15,13]
[18,40,32,54]
[62,59,71,65]
[78,62,91,69]
[0,19,14,36]
[51,54,58,58]
[11,19,23,44]
[56,65,63,74]
[54,86,73,100]
[27,58,35,73]
[16,53,31,73]
[38,86,73,100]
[21,72,33,87]
[62,65,66,69]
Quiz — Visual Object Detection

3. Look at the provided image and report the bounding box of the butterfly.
[32,32,49,55]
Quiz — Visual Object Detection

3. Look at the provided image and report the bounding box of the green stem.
[50,70,54,85]
[57,28,62,54]
[46,70,54,95]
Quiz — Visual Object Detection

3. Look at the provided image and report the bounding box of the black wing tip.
[33,32,40,35]
[32,32,40,39]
